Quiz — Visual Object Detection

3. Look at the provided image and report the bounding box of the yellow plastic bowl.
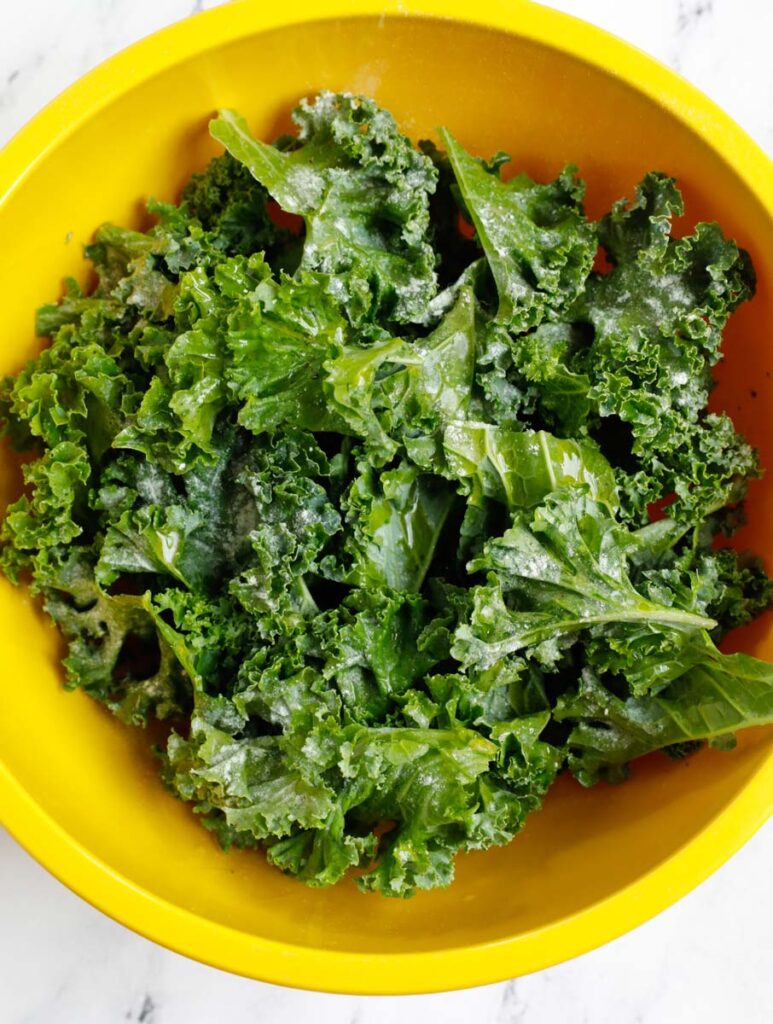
[1,0,772,994]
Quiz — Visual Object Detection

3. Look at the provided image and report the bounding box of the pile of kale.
[2,93,772,896]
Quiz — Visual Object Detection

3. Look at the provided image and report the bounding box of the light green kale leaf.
[440,129,596,332]
[454,489,717,690]
[211,93,438,329]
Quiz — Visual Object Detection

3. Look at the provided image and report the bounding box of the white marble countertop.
[1,2,772,1021]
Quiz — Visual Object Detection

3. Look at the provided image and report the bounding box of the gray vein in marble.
[138,994,157,1023]
[677,0,715,33]
[0,50,45,113]
[125,993,159,1022]
[496,980,527,1024]
[670,0,717,72]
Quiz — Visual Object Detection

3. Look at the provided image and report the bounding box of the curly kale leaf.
[439,129,596,332]
[442,422,617,511]
[577,173,758,524]
[323,286,478,465]
[180,151,288,262]
[557,658,773,785]
[95,427,246,593]
[211,94,438,329]
[339,460,456,593]
[454,490,717,692]
[228,432,342,628]
[0,441,91,582]
[40,551,189,725]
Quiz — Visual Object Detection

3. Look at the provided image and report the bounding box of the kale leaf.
[211,94,438,331]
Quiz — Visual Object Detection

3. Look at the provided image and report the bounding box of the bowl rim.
[1,0,772,994]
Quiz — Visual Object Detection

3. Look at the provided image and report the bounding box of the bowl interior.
[1,12,772,963]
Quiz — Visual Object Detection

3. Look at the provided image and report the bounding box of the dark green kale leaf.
[113,255,269,470]
[89,148,284,288]
[557,657,773,785]
[148,587,260,698]
[41,551,189,725]
[327,587,452,718]
[339,460,456,593]
[504,322,593,436]
[323,335,416,464]
[576,173,757,525]
[180,151,287,262]
[95,426,245,593]
[694,548,773,638]
[225,265,350,437]
[228,431,342,629]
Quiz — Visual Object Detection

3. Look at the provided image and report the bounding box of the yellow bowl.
[1,0,772,994]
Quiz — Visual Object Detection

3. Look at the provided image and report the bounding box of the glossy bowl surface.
[1,0,772,994]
